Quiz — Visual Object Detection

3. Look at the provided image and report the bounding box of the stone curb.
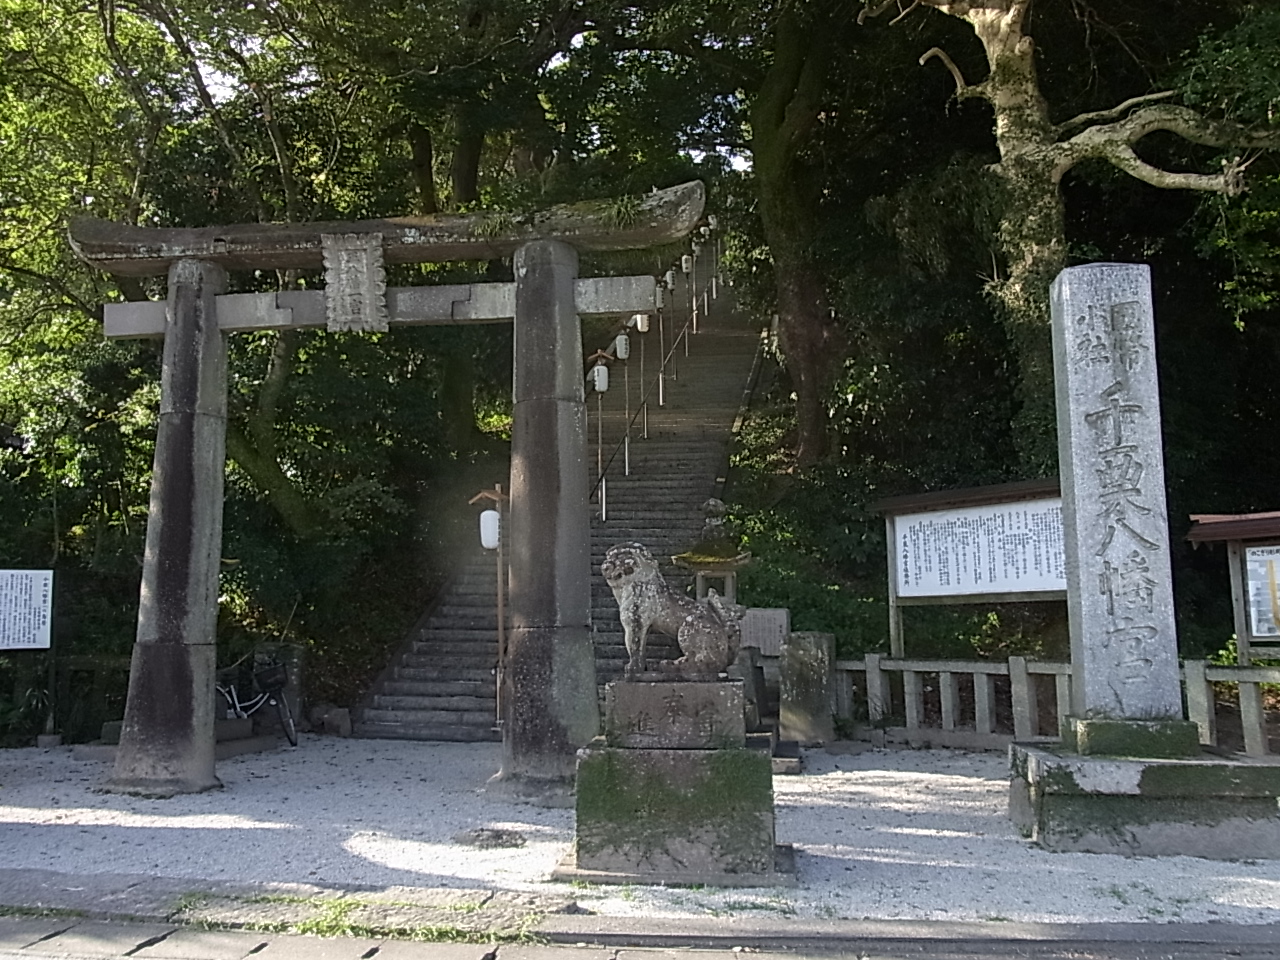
[2,869,1279,951]
[530,915,1280,949]
[0,869,576,940]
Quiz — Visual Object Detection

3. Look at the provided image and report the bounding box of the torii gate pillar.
[499,240,598,797]
[108,259,227,796]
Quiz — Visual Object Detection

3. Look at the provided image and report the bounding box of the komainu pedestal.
[554,680,794,886]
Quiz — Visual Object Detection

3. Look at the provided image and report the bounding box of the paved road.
[3,911,1280,959]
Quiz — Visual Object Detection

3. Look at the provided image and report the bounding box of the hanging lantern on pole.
[681,255,693,274]
[665,269,677,288]
[614,333,630,360]
[590,361,609,393]
[479,509,501,550]
[707,214,718,231]
[655,286,665,310]
[629,312,650,333]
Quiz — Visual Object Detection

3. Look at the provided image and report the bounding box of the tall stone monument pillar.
[1049,262,1196,756]
[107,259,227,796]
[498,239,599,797]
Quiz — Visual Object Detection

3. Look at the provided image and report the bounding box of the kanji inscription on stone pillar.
[1051,263,1182,721]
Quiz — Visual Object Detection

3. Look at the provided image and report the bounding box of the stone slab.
[252,935,384,959]
[604,680,745,749]
[25,919,177,956]
[740,609,788,657]
[1010,743,1280,858]
[573,746,776,878]
[779,632,833,745]
[0,915,81,950]
[373,942,495,960]
[130,927,270,958]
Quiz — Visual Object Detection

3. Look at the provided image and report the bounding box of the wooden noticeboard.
[1187,511,1280,665]
[873,480,1066,657]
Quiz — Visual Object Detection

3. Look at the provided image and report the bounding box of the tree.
[859,0,1280,473]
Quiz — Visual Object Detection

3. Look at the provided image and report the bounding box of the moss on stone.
[575,747,774,873]
[1074,719,1200,759]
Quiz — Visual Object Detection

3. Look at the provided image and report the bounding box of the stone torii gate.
[69,182,705,798]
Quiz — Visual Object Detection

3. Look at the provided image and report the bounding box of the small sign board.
[1245,545,1280,638]
[0,570,54,650]
[894,497,1066,598]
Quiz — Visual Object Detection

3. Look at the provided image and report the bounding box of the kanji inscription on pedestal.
[1051,263,1182,720]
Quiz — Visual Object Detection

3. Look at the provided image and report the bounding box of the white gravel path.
[2,738,1279,925]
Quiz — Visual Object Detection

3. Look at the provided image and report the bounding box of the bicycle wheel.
[272,695,298,747]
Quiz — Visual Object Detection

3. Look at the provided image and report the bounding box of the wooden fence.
[832,654,1278,756]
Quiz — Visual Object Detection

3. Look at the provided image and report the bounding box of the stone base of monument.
[554,680,796,887]
[1010,742,1280,859]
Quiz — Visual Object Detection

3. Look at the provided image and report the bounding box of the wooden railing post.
[974,672,994,737]
[903,670,921,743]
[940,671,959,732]
[1009,656,1037,740]
[1240,680,1267,757]
[865,653,888,725]
[1182,660,1215,746]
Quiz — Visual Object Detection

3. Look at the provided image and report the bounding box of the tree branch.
[919,47,985,101]
[1102,145,1245,195]
[1055,90,1176,138]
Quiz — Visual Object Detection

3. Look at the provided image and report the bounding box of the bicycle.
[216,655,298,746]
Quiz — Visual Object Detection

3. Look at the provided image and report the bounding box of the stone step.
[382,679,491,697]
[372,694,494,712]
[401,653,496,671]
[353,721,500,742]
[361,707,496,726]
[394,666,494,683]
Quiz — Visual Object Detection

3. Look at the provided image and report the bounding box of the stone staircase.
[354,282,761,741]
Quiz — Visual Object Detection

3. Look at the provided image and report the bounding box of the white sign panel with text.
[0,570,54,650]
[894,498,1066,598]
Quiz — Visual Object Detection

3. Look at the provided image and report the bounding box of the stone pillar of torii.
[69,182,705,799]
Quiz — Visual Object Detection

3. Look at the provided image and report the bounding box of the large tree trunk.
[750,7,837,466]
[450,105,484,207]
[409,123,439,215]
[967,2,1064,474]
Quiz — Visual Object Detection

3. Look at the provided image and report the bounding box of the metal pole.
[495,484,506,729]
[624,359,630,476]
[658,306,666,405]
[691,254,699,335]
[597,392,606,522]
[640,335,648,438]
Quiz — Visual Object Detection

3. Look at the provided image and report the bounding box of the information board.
[893,498,1065,598]
[1245,545,1280,637]
[0,570,53,650]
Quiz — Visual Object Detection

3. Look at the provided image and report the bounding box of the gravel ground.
[2,737,1278,925]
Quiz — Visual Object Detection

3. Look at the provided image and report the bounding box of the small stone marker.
[1050,263,1197,756]
[779,631,834,745]
[741,608,789,657]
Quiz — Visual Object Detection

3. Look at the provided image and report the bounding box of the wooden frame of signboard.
[1186,512,1280,666]
[872,479,1065,658]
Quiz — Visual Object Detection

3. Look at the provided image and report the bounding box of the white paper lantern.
[614,333,630,360]
[479,509,501,550]
[630,312,651,333]
[681,255,693,274]
[590,362,609,393]
[707,214,719,230]
[665,269,677,288]
[655,287,665,309]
